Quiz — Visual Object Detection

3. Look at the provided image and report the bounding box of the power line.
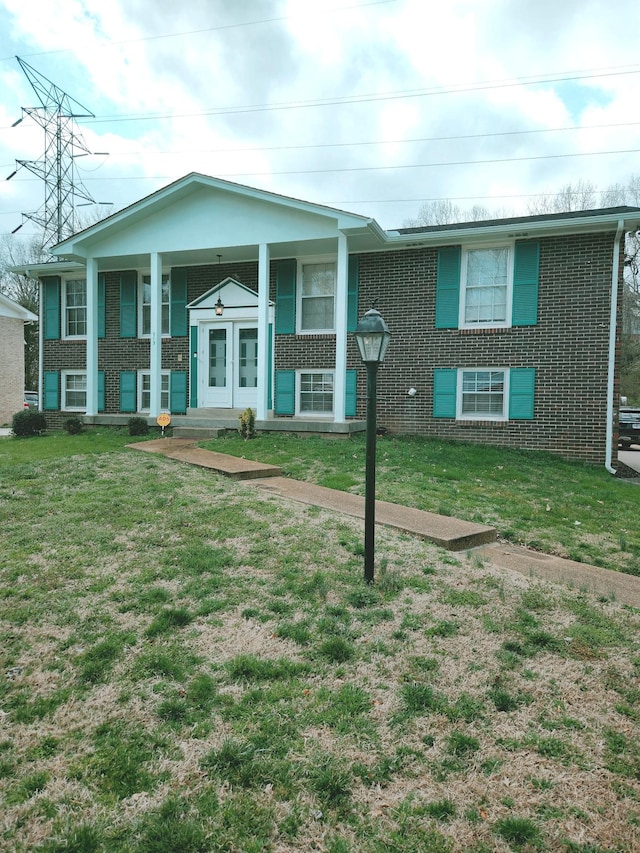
[61,119,638,160]
[79,66,640,126]
[0,0,397,63]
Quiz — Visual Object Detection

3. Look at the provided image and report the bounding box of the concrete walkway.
[132,438,496,551]
[130,438,640,608]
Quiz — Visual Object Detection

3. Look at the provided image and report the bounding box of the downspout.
[605,219,625,474]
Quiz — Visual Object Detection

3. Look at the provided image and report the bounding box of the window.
[461,246,511,327]
[298,371,334,415]
[458,369,508,420]
[63,279,87,337]
[299,260,336,332]
[141,274,170,336]
[139,371,170,411]
[62,371,87,411]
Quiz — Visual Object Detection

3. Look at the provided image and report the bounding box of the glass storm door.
[199,322,259,409]
[234,327,258,408]
[201,323,232,407]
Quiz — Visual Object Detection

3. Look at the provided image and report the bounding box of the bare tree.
[403,199,510,227]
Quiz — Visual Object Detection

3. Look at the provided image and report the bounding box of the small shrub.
[12,409,47,437]
[128,416,149,436]
[238,407,256,440]
[63,416,84,435]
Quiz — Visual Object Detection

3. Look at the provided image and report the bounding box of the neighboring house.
[12,174,640,469]
[0,292,37,426]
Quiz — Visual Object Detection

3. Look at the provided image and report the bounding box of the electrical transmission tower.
[7,56,106,250]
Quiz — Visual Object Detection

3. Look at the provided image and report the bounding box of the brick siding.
[0,316,26,425]
[40,234,622,463]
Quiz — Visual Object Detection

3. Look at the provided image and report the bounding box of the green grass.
[201,431,640,574]
[0,430,639,852]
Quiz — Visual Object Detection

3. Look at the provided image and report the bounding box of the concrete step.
[172,426,227,440]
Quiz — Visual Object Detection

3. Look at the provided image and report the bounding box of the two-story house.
[14,173,640,470]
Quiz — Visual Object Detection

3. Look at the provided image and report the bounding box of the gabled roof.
[188,277,273,310]
[51,173,382,256]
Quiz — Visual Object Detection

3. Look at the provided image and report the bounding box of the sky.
[1,0,640,240]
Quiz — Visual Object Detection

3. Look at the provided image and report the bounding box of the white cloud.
[1,0,640,235]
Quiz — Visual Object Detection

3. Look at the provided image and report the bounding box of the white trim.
[295,369,335,417]
[149,253,164,417]
[606,220,625,473]
[61,370,87,412]
[138,369,170,412]
[139,271,170,338]
[61,276,88,340]
[459,243,514,330]
[257,243,270,419]
[334,235,348,422]
[456,367,510,421]
[296,255,337,334]
[86,258,99,416]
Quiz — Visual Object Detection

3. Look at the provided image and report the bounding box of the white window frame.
[139,273,171,338]
[460,244,513,330]
[61,370,87,412]
[138,370,170,412]
[62,278,87,340]
[296,369,334,417]
[457,368,510,421]
[296,256,337,334]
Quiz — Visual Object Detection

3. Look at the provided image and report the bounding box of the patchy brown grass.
[0,443,638,852]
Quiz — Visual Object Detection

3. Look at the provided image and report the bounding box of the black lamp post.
[354,306,391,584]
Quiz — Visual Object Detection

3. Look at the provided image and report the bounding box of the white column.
[149,252,163,417]
[85,257,99,416]
[333,233,348,422]
[257,242,270,420]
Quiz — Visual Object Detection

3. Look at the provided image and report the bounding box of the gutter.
[605,219,625,474]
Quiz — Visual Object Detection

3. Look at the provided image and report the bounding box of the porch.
[83,407,366,439]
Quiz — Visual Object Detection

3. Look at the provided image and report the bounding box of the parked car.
[23,391,38,410]
[619,408,640,449]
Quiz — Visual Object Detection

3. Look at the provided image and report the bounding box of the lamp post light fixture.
[354,306,391,584]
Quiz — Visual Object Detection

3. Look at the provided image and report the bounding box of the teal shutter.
[43,371,59,410]
[435,247,461,329]
[190,326,198,408]
[119,371,137,413]
[170,268,188,337]
[42,277,60,340]
[98,273,106,338]
[98,370,105,412]
[509,368,535,420]
[345,369,358,417]
[512,241,539,326]
[170,371,187,414]
[347,255,359,332]
[275,369,295,415]
[275,259,296,334]
[267,323,273,410]
[120,272,137,338]
[433,369,457,417]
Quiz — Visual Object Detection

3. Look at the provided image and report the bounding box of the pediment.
[188,277,272,310]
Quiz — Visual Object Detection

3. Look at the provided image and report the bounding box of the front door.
[199,322,258,409]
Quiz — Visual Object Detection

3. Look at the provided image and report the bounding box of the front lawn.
[202,432,640,575]
[0,432,638,851]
